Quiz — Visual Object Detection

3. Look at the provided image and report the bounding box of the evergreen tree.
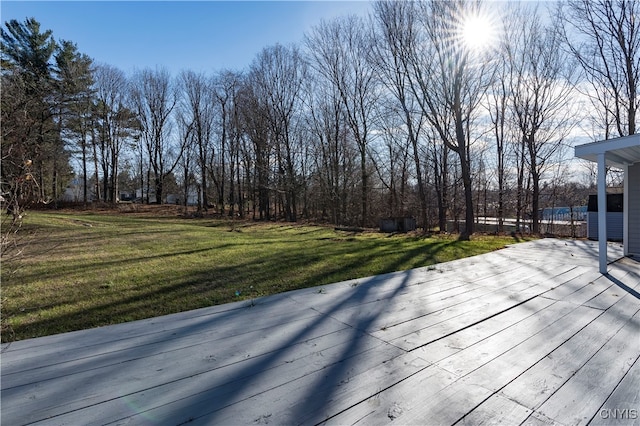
[53,40,95,203]
[1,18,58,214]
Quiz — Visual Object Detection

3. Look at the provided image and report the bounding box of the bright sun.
[459,11,497,52]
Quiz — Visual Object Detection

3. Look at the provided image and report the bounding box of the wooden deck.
[2,239,639,426]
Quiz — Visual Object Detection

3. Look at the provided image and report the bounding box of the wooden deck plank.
[456,304,601,386]
[544,272,618,307]
[370,286,553,347]
[590,356,640,426]
[381,378,494,426]
[2,311,348,390]
[319,364,462,425]
[191,350,430,425]
[458,393,532,425]
[464,270,639,421]
[498,297,640,412]
[1,291,307,364]
[312,280,487,333]
[0,239,636,426]
[2,314,351,425]
[537,266,602,301]
[500,240,624,266]
[411,296,557,363]
[43,334,405,426]
[288,261,542,321]
[387,294,546,352]
[419,289,638,424]
[582,270,639,310]
[1,299,319,379]
[526,309,640,426]
[0,293,290,353]
[521,411,564,426]
[371,264,576,345]
[322,301,599,425]
[430,301,587,375]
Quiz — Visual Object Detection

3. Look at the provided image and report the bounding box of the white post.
[597,152,608,274]
[623,164,629,256]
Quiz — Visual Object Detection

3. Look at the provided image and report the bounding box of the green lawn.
[1,210,531,342]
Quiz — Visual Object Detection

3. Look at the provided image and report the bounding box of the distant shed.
[380,217,416,233]
[586,194,623,241]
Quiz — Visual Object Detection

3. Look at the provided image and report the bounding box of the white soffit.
[575,134,640,168]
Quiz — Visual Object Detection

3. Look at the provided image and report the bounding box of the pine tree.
[54,40,95,203]
[1,18,57,213]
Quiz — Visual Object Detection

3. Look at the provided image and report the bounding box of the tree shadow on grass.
[3,234,495,342]
[2,237,551,425]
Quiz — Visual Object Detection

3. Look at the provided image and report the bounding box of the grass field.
[1,208,532,342]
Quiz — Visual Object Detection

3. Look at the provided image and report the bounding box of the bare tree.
[304,74,356,225]
[237,75,273,220]
[175,112,195,208]
[93,64,137,203]
[306,15,379,227]
[131,67,181,204]
[559,0,640,137]
[210,71,231,213]
[249,44,306,222]
[484,26,513,233]
[178,70,215,211]
[430,129,451,233]
[372,0,429,230]
[92,65,115,202]
[219,71,245,217]
[370,104,412,218]
[395,0,495,239]
[508,10,577,233]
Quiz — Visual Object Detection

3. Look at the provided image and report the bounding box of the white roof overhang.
[575,134,640,168]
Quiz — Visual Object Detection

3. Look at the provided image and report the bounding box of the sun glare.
[459,10,498,53]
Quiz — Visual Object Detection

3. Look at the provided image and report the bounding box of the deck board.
[459,393,533,425]
[1,239,637,426]
[526,309,640,426]
[497,297,640,412]
[2,314,351,424]
[591,355,640,426]
[410,296,558,363]
[1,292,309,370]
[331,301,603,425]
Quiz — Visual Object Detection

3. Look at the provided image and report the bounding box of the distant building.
[586,194,624,242]
[61,178,95,202]
[165,189,199,206]
[540,206,587,222]
[379,217,416,233]
[575,134,640,273]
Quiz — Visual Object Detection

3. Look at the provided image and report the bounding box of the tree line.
[1,0,638,239]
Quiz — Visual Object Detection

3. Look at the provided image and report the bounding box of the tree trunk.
[458,148,474,240]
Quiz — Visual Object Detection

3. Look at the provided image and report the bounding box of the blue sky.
[1,1,372,74]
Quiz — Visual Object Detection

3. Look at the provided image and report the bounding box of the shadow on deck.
[2,239,638,425]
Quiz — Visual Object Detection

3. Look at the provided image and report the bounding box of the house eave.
[575,134,640,168]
